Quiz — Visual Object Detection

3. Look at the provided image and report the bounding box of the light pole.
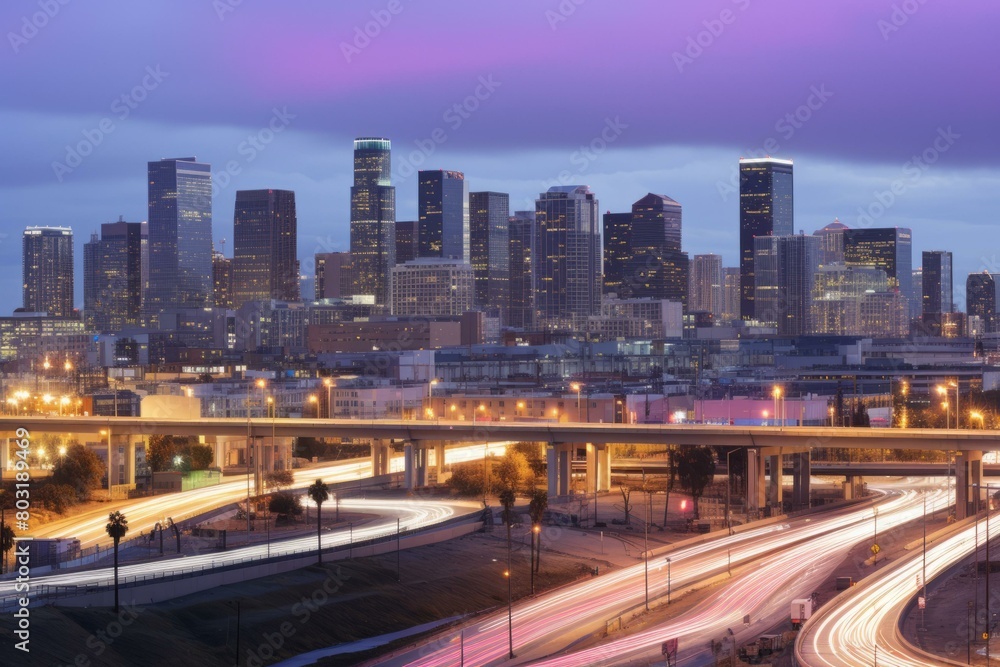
[571,382,582,421]
[938,382,959,429]
[530,524,540,595]
[476,404,488,503]
[873,507,879,566]
[725,448,739,534]
[323,378,333,418]
[505,519,514,660]
[772,386,783,427]
[666,557,672,604]
[972,411,986,430]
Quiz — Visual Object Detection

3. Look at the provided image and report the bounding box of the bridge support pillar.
[956,450,983,520]
[585,443,612,494]
[746,448,763,515]
[547,443,574,498]
[0,438,8,471]
[371,440,391,477]
[433,442,447,483]
[403,442,429,489]
[791,451,811,510]
[767,453,783,509]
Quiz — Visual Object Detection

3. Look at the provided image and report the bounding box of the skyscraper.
[315,252,352,300]
[922,250,953,334]
[232,189,299,308]
[602,211,632,296]
[418,170,469,261]
[753,233,818,336]
[391,258,474,317]
[739,157,793,320]
[146,157,213,326]
[722,267,741,324]
[83,218,147,331]
[508,211,535,330]
[534,185,601,329]
[814,219,848,266]
[967,272,1000,333]
[691,254,724,320]
[843,227,913,311]
[22,226,74,318]
[212,250,233,309]
[624,193,688,306]
[395,220,419,265]
[469,191,510,317]
[350,138,395,305]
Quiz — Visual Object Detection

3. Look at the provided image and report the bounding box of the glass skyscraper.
[83,218,147,331]
[922,250,953,334]
[625,193,687,306]
[753,233,818,336]
[967,272,1000,333]
[22,226,74,318]
[350,138,395,305]
[232,189,299,308]
[602,211,632,297]
[508,211,535,330]
[843,227,913,315]
[395,220,419,265]
[469,191,510,318]
[418,170,469,261]
[146,157,213,326]
[739,157,793,320]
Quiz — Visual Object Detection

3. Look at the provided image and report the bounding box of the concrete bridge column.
[956,450,983,520]
[547,443,575,498]
[403,442,415,489]
[547,445,558,498]
[1,438,9,471]
[791,451,811,510]
[434,442,447,482]
[767,452,783,509]
[371,440,391,477]
[746,448,764,514]
[584,443,612,494]
[414,444,428,487]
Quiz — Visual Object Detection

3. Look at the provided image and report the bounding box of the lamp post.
[725,448,739,534]
[323,378,333,419]
[975,482,998,665]
[972,411,986,430]
[531,524,540,595]
[666,557,672,604]
[772,386,783,427]
[643,495,649,611]
[505,519,515,660]
[571,382,582,421]
[475,404,488,503]
[938,382,959,429]
[873,507,879,566]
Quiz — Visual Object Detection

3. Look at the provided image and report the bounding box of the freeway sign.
[870,544,880,554]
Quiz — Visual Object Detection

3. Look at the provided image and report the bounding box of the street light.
[323,378,333,419]
[666,557,672,604]
[937,382,959,429]
[531,524,540,595]
[725,448,740,534]
[971,411,986,430]
[772,386,784,427]
[570,382,582,422]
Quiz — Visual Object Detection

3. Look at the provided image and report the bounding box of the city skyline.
[0,2,996,314]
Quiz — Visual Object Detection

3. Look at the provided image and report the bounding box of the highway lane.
[797,499,994,667]
[0,497,480,608]
[371,483,946,667]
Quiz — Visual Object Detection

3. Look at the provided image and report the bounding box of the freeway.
[371,483,946,666]
[796,503,994,666]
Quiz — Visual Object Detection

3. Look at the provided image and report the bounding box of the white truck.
[791,598,813,629]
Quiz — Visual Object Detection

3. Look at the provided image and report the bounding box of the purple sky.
[2,0,998,314]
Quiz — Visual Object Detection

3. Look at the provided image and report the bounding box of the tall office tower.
[690,254,724,320]
[146,158,213,326]
[814,219,848,266]
[753,234,818,336]
[350,138,396,305]
[722,267,741,324]
[602,211,633,296]
[843,227,913,310]
[535,186,601,329]
[967,272,1000,333]
[508,211,536,329]
[624,193,687,306]
[391,258,474,316]
[395,220,419,265]
[315,251,352,300]
[910,267,923,321]
[811,263,888,335]
[82,218,147,331]
[418,170,469,261]
[231,189,299,308]
[23,226,74,317]
[469,191,510,317]
[212,251,233,308]
[739,157,793,320]
[921,250,953,334]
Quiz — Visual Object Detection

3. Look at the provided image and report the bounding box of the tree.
[146,435,179,472]
[36,483,77,513]
[495,449,532,494]
[676,446,716,519]
[0,523,13,575]
[189,444,214,471]
[265,469,294,491]
[618,481,634,526]
[51,444,104,499]
[269,492,303,522]
[106,511,129,613]
[308,479,330,565]
[528,490,548,574]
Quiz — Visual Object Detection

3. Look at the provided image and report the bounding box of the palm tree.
[307,479,330,565]
[105,511,129,613]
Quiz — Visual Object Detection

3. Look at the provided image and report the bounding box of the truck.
[791,598,813,629]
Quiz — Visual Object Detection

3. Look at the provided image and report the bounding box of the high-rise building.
[690,254,724,320]
[508,211,535,330]
[391,258,474,317]
[418,170,469,261]
[722,267,741,324]
[753,234,818,336]
[146,157,213,326]
[602,212,632,296]
[23,226,74,318]
[910,267,923,322]
[922,250,953,334]
[624,193,687,306]
[212,251,233,309]
[843,227,913,312]
[83,218,147,331]
[814,219,848,266]
[739,157,793,320]
[350,138,396,305]
[811,263,888,335]
[315,252,352,300]
[232,189,298,308]
[395,220,419,265]
[469,191,510,318]
[534,186,601,329]
[967,272,1000,333]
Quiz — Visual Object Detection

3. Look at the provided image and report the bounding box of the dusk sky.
[2,0,998,315]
